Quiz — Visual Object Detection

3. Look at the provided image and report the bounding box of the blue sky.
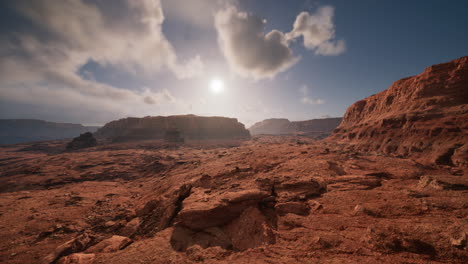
[0,0,467,126]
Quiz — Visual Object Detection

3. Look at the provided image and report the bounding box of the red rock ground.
[0,136,466,264]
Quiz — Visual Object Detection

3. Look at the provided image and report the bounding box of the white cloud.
[287,6,346,56]
[214,5,345,80]
[299,85,324,105]
[0,0,208,124]
[0,0,203,111]
[161,0,231,28]
[301,97,324,105]
[214,6,300,80]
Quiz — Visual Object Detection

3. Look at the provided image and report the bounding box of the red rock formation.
[248,118,293,135]
[95,115,250,142]
[330,56,468,166]
[290,117,343,134]
[248,117,342,136]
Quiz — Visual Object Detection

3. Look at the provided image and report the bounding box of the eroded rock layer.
[248,117,342,136]
[95,115,250,142]
[329,56,468,166]
[1,136,467,264]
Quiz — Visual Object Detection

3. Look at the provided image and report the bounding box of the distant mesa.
[0,119,100,145]
[329,56,468,166]
[248,117,342,138]
[164,128,185,143]
[94,115,250,142]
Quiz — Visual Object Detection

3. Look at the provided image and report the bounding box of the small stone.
[450,232,467,249]
[119,218,140,237]
[104,221,116,227]
[353,204,375,216]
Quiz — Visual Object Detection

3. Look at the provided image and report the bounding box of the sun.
[210,78,224,93]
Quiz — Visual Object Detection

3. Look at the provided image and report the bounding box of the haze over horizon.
[0,0,467,127]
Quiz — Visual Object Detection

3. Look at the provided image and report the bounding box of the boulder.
[170,189,277,252]
[450,232,467,249]
[66,132,97,150]
[118,218,141,237]
[43,233,95,264]
[176,189,270,230]
[85,235,132,253]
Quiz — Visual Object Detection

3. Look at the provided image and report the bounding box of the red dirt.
[0,136,466,264]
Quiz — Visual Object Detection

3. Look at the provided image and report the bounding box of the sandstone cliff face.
[94,115,250,142]
[248,118,293,135]
[291,118,343,134]
[330,56,468,166]
[249,117,342,136]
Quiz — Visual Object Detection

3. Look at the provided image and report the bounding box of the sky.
[0,0,467,127]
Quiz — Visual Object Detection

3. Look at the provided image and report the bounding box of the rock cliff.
[248,118,293,135]
[329,56,468,166]
[95,115,250,142]
[248,117,342,136]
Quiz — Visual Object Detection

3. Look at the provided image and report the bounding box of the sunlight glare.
[210,78,224,93]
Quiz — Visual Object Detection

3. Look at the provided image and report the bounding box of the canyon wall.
[329,56,468,166]
[95,115,250,142]
[249,117,342,136]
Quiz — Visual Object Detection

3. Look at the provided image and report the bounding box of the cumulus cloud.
[214,5,345,79]
[214,6,299,79]
[161,0,230,28]
[287,6,346,55]
[0,0,203,120]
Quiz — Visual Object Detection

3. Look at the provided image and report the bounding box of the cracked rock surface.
[0,136,467,264]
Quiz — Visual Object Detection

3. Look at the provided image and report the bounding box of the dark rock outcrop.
[94,115,250,142]
[0,119,99,145]
[66,132,97,150]
[329,56,468,166]
[248,117,342,137]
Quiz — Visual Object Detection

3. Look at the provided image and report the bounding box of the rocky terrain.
[248,118,342,137]
[0,119,100,145]
[329,56,468,166]
[0,57,467,264]
[0,136,466,264]
[95,115,250,142]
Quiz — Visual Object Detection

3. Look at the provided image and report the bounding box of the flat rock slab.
[85,235,132,253]
[177,189,270,230]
